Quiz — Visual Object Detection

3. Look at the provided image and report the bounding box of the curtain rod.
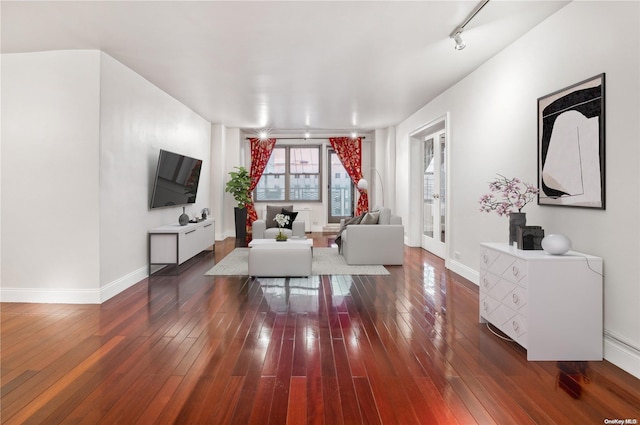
[244,136,366,140]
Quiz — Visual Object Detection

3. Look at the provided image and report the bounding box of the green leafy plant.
[225,166,252,209]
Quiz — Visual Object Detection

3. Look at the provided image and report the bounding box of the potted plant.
[225,166,252,239]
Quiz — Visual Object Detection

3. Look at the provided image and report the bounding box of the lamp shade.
[357,178,369,190]
[541,234,572,255]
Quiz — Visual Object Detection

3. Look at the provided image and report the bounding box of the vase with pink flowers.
[479,174,539,245]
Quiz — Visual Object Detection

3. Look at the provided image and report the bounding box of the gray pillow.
[361,210,380,224]
[266,205,293,228]
[378,207,391,225]
[335,213,364,252]
[340,213,365,233]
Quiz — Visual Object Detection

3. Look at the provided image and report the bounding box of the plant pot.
[234,207,247,240]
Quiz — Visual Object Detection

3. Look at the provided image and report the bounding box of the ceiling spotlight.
[304,132,310,139]
[351,131,358,139]
[452,32,466,50]
[256,128,272,140]
[448,0,490,51]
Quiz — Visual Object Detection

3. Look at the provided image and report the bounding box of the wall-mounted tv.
[150,149,203,209]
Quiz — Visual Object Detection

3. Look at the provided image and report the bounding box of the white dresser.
[479,243,603,361]
[149,219,215,274]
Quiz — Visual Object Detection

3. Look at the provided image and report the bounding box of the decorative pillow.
[378,207,391,225]
[335,213,365,253]
[266,204,293,228]
[339,213,364,233]
[361,210,380,225]
[281,208,298,229]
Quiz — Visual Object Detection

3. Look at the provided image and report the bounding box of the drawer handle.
[512,321,520,332]
[512,293,520,305]
[482,254,489,264]
[512,266,520,278]
[185,230,196,235]
[204,224,212,228]
[483,277,489,287]
[483,301,489,311]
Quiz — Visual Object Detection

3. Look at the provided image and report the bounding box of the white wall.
[213,125,242,240]
[1,50,212,303]
[395,1,640,377]
[98,53,211,300]
[1,51,101,302]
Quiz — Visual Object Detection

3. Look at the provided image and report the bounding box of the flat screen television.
[150,149,203,209]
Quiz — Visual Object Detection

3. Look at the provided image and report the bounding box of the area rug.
[205,247,390,276]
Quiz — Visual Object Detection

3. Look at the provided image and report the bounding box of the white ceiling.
[1,1,569,134]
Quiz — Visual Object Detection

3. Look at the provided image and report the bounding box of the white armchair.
[338,207,404,265]
[252,204,306,239]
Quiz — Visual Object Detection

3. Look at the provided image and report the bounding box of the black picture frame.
[537,73,605,209]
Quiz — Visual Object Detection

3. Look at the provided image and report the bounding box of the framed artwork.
[537,73,605,209]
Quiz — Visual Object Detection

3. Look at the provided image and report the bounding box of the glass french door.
[422,130,446,257]
[327,149,353,223]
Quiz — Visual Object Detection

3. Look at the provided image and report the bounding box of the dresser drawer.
[480,247,528,287]
[506,286,528,317]
[480,294,516,327]
[481,275,526,307]
[479,270,501,293]
[503,313,528,348]
[483,296,528,348]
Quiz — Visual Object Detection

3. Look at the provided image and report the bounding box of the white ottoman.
[248,242,312,277]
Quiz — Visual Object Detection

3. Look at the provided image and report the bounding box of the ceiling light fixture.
[351,131,358,139]
[449,0,490,51]
[255,128,271,140]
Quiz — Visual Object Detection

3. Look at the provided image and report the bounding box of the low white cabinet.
[479,242,603,361]
[149,219,215,274]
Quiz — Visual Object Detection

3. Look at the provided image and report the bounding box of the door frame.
[409,113,451,266]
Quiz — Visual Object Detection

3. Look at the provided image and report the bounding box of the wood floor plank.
[306,376,325,425]
[134,375,183,424]
[322,376,344,425]
[3,336,125,425]
[248,376,276,425]
[287,376,307,425]
[353,377,382,425]
[332,337,363,424]
[1,235,639,424]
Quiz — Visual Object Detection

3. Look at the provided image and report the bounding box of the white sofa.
[339,208,404,265]
[252,204,306,239]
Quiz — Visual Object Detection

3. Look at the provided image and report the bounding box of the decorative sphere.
[541,234,572,255]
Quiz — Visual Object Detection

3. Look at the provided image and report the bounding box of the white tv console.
[479,242,603,361]
[148,218,215,275]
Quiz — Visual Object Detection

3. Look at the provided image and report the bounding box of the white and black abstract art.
[538,74,605,209]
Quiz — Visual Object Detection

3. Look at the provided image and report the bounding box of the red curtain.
[329,137,369,216]
[246,138,277,237]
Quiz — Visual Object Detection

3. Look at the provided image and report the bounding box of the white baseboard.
[99,265,149,303]
[447,259,479,286]
[0,287,101,304]
[604,331,640,379]
[0,265,149,304]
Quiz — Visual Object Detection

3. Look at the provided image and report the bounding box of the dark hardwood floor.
[2,233,639,424]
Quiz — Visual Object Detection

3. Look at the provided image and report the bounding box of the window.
[255,146,321,202]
